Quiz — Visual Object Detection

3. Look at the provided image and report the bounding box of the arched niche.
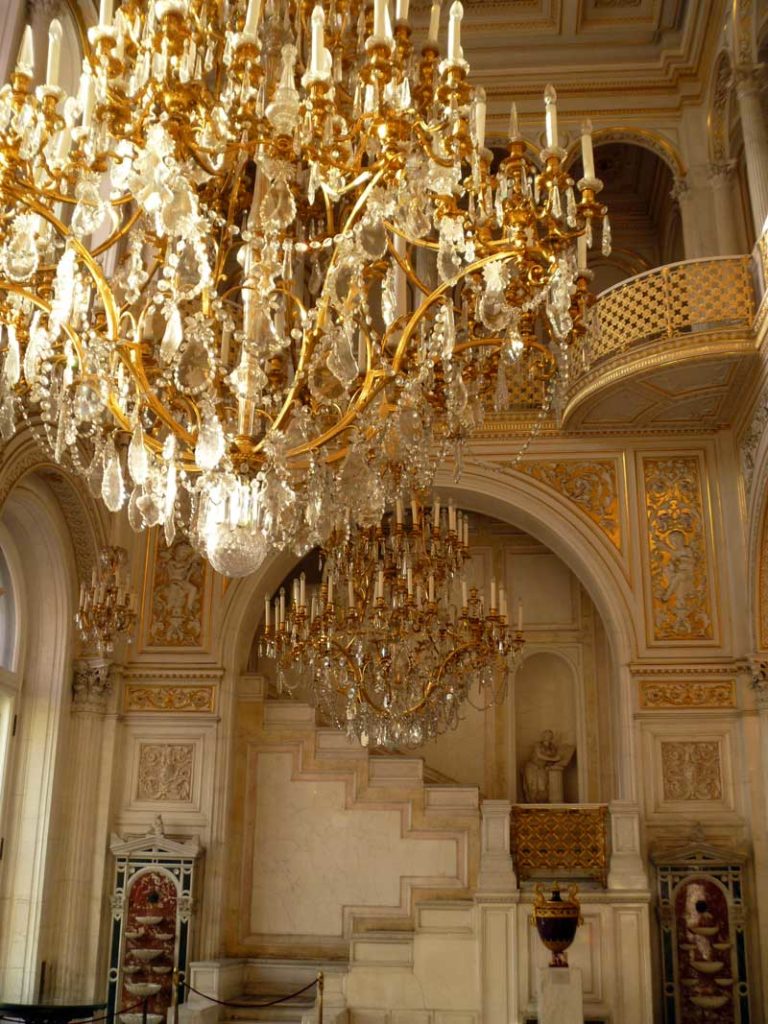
[514,650,581,804]
[569,139,684,290]
[226,492,623,807]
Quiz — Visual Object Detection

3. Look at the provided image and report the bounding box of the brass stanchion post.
[317,972,324,1024]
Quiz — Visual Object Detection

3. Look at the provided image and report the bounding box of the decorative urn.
[530,883,583,967]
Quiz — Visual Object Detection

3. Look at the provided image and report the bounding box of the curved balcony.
[563,255,758,429]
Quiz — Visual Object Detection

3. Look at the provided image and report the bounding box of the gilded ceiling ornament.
[639,679,736,710]
[512,459,621,549]
[642,456,713,642]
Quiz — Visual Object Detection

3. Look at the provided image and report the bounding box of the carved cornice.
[121,665,225,682]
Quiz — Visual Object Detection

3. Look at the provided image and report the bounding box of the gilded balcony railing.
[576,256,755,370]
[510,804,609,888]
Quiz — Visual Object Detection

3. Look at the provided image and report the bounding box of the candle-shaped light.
[447,0,463,62]
[46,19,62,88]
[448,499,456,533]
[517,599,523,631]
[396,497,403,526]
[377,566,384,601]
[508,101,519,139]
[79,67,96,127]
[407,567,413,596]
[279,587,286,623]
[292,578,299,607]
[300,572,306,608]
[462,517,469,547]
[310,5,325,75]
[461,580,468,607]
[244,0,262,36]
[577,233,588,271]
[581,118,596,179]
[327,575,334,604]
[499,586,507,619]
[428,572,435,603]
[411,496,419,526]
[544,84,558,148]
[396,0,409,20]
[490,578,497,611]
[265,594,271,628]
[474,88,487,149]
[347,579,354,609]
[373,0,390,39]
[428,1,440,44]
[16,25,34,75]
[433,494,440,526]
[99,0,114,27]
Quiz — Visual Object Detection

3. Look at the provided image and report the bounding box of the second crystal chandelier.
[0,0,607,575]
[261,497,525,747]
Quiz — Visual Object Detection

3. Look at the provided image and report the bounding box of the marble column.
[735,66,768,238]
[708,162,743,255]
[46,658,118,999]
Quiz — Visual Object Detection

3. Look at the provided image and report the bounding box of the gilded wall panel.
[512,459,621,550]
[641,456,713,642]
[125,684,216,713]
[142,533,209,649]
[639,679,735,710]
[660,741,722,801]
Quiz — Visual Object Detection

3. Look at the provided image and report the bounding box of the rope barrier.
[0,998,147,1024]
[181,976,320,1009]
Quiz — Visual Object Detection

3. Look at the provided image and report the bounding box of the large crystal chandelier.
[261,496,524,746]
[0,0,607,576]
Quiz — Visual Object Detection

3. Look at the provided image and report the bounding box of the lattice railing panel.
[510,804,609,888]
[575,256,755,377]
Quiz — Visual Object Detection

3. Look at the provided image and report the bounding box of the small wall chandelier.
[261,497,524,746]
[75,544,137,654]
[0,0,606,576]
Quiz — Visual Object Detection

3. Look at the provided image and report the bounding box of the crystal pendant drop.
[102,440,126,512]
[160,307,184,363]
[128,422,149,484]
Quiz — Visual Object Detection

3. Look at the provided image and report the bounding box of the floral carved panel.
[639,679,736,710]
[661,741,722,801]
[136,743,194,802]
[144,534,208,649]
[511,459,622,550]
[641,456,714,642]
[125,684,215,713]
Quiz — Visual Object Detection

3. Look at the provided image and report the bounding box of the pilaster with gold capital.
[72,658,113,713]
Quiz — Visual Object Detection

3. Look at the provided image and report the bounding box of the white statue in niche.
[522,730,576,803]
